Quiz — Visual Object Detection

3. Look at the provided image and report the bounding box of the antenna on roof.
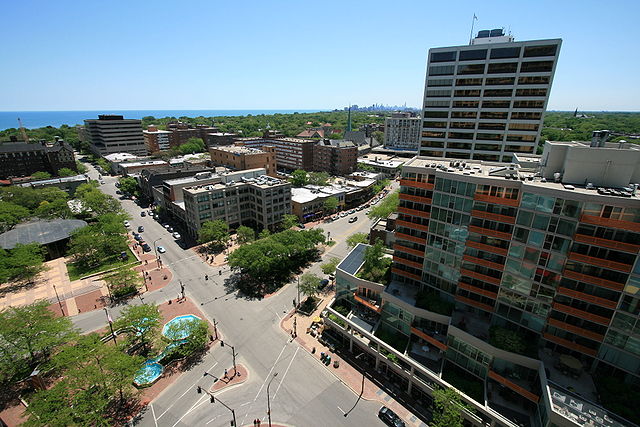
[469,13,478,45]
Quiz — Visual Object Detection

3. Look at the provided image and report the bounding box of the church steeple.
[346,106,352,132]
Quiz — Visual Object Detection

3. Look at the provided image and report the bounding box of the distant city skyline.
[1,0,638,112]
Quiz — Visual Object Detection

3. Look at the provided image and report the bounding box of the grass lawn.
[67,249,138,281]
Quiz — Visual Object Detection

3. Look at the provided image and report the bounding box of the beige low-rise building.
[209,145,277,176]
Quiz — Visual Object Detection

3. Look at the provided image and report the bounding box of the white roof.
[104,152,139,162]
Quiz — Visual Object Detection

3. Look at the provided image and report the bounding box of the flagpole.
[469,14,477,45]
[104,307,117,344]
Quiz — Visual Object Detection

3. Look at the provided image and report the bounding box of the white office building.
[421,29,561,162]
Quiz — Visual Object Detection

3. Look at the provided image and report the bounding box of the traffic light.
[197,386,202,394]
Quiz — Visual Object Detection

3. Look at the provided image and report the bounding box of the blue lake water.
[0,109,323,130]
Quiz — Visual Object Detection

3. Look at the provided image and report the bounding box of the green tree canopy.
[103,266,143,299]
[358,239,391,283]
[198,219,230,248]
[113,303,161,353]
[346,232,368,248]
[320,257,340,275]
[117,176,139,196]
[357,162,375,172]
[323,196,339,213]
[34,198,73,219]
[75,161,88,174]
[372,178,390,194]
[67,213,128,270]
[0,201,30,232]
[0,186,69,213]
[164,318,210,358]
[0,243,46,285]
[236,225,256,244]
[178,137,206,155]
[280,213,299,230]
[431,387,468,427]
[32,171,52,180]
[290,169,308,187]
[299,273,321,299]
[57,168,76,177]
[368,190,399,220]
[308,171,329,186]
[75,183,122,215]
[258,229,271,239]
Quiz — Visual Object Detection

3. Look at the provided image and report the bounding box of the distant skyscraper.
[420,29,561,162]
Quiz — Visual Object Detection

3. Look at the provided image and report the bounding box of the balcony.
[555,287,618,309]
[393,243,424,258]
[551,302,611,326]
[451,305,492,340]
[542,332,597,356]
[465,239,508,256]
[391,266,421,282]
[567,252,633,273]
[574,233,640,254]
[460,267,502,286]
[488,370,540,403]
[473,193,520,207]
[397,206,431,219]
[353,292,382,313]
[562,269,625,291]
[395,232,426,245]
[457,280,498,299]
[393,255,423,270]
[399,179,434,190]
[396,219,429,232]
[471,209,516,224]
[410,326,447,351]
[462,254,504,271]
[580,214,640,233]
[546,318,604,342]
[399,192,432,205]
[468,225,512,241]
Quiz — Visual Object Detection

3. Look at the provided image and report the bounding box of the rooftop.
[359,155,405,168]
[104,152,140,162]
[143,129,171,134]
[184,174,287,194]
[20,175,87,187]
[0,219,87,249]
[121,160,168,168]
[210,145,268,155]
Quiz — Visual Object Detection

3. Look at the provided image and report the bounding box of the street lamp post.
[103,307,117,344]
[197,386,237,427]
[266,372,278,427]
[296,276,300,310]
[52,284,65,316]
[220,341,237,375]
[153,238,162,268]
[179,280,185,300]
[343,353,366,417]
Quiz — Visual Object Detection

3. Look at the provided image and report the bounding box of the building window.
[523,45,557,58]
[430,51,457,62]
[487,62,518,74]
[457,63,485,75]
[427,78,453,87]
[429,65,455,76]
[520,61,554,73]
[490,47,521,59]
[459,49,487,61]
[456,78,483,86]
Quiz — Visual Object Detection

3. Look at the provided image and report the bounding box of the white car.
[124,221,130,227]
[156,246,166,253]
[172,232,181,240]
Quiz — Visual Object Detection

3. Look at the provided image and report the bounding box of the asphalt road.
[73,160,393,427]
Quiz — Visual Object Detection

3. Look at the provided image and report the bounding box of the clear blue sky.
[1,0,638,111]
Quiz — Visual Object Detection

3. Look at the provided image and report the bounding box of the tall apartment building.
[83,115,146,156]
[235,137,315,171]
[143,125,172,152]
[325,138,640,427]
[209,145,277,176]
[181,170,291,236]
[384,112,422,151]
[312,140,358,175]
[421,30,561,162]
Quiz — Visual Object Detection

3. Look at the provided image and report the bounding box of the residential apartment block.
[421,30,561,162]
[166,122,219,147]
[236,137,315,171]
[0,141,76,179]
[143,125,172,152]
[325,139,640,427]
[83,115,147,156]
[312,140,358,175]
[209,145,277,177]
[384,112,422,151]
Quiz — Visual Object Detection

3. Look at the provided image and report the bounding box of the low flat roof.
[0,219,87,249]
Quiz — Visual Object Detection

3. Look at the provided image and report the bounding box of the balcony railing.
[471,209,516,224]
[395,232,426,245]
[562,270,625,291]
[555,287,618,309]
[457,281,498,299]
[396,219,429,232]
[392,267,422,282]
[546,318,605,342]
[455,294,494,313]
[400,179,434,190]
[465,240,509,256]
[580,214,640,233]
[542,332,597,356]
[397,206,431,219]
[468,225,512,241]
[567,252,633,273]
[411,326,448,351]
[574,233,640,254]
[462,254,504,271]
[353,292,382,313]
[399,192,433,205]
[393,243,425,258]
[551,302,611,326]
[393,255,424,270]
[460,268,502,286]
[488,370,540,403]
[473,193,520,207]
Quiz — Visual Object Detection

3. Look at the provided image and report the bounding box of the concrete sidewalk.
[280,295,427,427]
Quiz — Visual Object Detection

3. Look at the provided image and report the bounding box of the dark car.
[138,226,144,233]
[318,279,329,290]
[134,234,143,242]
[378,406,405,427]
[141,243,152,252]
[141,211,146,217]
[349,216,358,223]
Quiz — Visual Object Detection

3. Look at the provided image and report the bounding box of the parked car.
[349,216,358,223]
[318,279,329,290]
[115,190,122,195]
[141,243,152,252]
[172,232,181,240]
[378,406,405,427]
[298,223,306,229]
[141,211,146,217]
[168,226,174,233]
[134,234,143,242]
[124,221,130,227]
[163,224,170,229]
[156,246,166,253]
[138,226,144,233]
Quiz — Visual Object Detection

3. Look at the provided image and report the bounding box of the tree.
[103,267,143,299]
[0,201,30,232]
[323,196,339,213]
[76,185,122,215]
[431,387,466,427]
[178,137,206,155]
[290,169,308,187]
[358,239,391,283]
[113,304,161,354]
[67,214,128,271]
[357,162,375,172]
[164,318,210,358]
[346,232,368,248]
[34,198,73,219]
[0,243,46,285]
[32,171,52,180]
[0,300,77,383]
[308,171,329,186]
[96,158,110,172]
[118,176,139,196]
[75,161,88,174]
[372,130,385,146]
[236,225,256,244]
[258,229,271,239]
[198,219,230,248]
[280,214,299,230]
[372,178,390,194]
[368,190,399,220]
[321,257,340,275]
[57,168,76,177]
[298,273,321,299]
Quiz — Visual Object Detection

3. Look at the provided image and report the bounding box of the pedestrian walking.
[224,369,228,379]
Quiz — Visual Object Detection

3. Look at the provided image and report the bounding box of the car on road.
[100,181,105,185]
[349,216,358,223]
[168,226,174,233]
[318,279,329,290]
[340,212,347,218]
[141,243,152,252]
[172,232,181,240]
[141,211,146,217]
[163,224,170,229]
[134,234,143,242]
[124,221,130,227]
[115,190,122,195]
[378,406,405,427]
[298,223,306,229]
[156,246,166,253]
[349,209,356,214]
[138,226,144,232]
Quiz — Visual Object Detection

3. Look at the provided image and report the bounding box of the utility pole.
[221,341,237,375]
[197,385,237,426]
[104,307,117,344]
[266,372,278,427]
[296,276,300,310]
[52,284,65,316]
[293,317,297,338]
[344,353,366,417]
[213,318,219,340]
